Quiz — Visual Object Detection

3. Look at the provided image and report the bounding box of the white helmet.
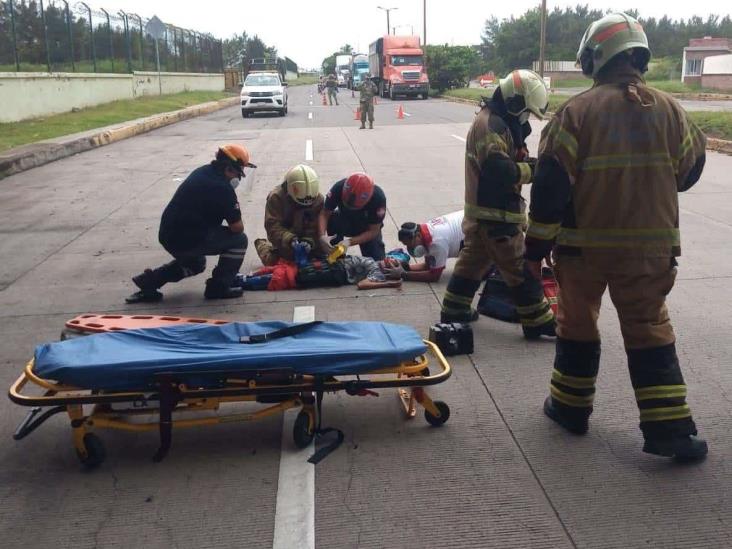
[285,164,320,207]
[498,69,549,122]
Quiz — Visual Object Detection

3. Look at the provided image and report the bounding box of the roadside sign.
[145,16,166,40]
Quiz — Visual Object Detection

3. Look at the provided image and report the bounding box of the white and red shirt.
[421,210,464,273]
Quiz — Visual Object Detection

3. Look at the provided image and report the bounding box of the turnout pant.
[441,223,553,329]
[360,101,374,123]
[327,209,385,261]
[549,253,697,440]
[152,227,248,290]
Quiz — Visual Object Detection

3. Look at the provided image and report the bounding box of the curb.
[0,96,239,180]
[438,95,732,155]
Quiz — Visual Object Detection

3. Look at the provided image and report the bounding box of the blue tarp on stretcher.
[34,321,427,391]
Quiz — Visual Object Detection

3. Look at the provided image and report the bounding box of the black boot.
[126,269,164,303]
[523,319,557,340]
[204,278,244,299]
[643,435,708,462]
[543,396,589,435]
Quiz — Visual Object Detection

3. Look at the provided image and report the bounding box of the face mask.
[230,177,241,190]
[410,245,427,258]
[518,111,530,125]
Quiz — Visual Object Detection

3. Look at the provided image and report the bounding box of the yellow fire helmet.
[498,69,549,121]
[285,164,320,207]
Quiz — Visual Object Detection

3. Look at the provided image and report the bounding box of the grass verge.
[287,74,320,86]
[440,88,732,140]
[441,88,568,112]
[0,91,232,152]
[688,111,732,141]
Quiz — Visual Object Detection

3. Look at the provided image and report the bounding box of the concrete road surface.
[1,85,731,549]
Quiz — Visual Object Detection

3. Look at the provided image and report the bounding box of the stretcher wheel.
[293,411,315,448]
[76,433,106,468]
[424,401,450,427]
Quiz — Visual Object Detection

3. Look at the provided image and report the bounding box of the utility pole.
[538,0,547,77]
[377,6,398,35]
[423,0,427,46]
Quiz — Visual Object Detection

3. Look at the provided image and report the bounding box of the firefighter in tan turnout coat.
[526,13,708,460]
[441,69,556,340]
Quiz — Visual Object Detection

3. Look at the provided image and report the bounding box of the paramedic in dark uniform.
[127,144,255,302]
[318,172,387,260]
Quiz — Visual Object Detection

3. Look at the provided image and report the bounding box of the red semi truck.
[368,35,429,100]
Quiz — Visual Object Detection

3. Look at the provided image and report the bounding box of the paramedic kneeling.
[319,172,387,260]
[127,144,255,302]
[392,210,465,282]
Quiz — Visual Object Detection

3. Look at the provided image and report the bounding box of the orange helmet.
[342,172,375,209]
[216,144,256,176]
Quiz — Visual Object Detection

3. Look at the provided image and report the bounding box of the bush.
[646,57,682,81]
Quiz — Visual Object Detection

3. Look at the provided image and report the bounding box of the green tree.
[321,44,354,75]
[425,44,483,91]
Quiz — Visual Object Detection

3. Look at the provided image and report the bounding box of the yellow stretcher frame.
[9,341,452,468]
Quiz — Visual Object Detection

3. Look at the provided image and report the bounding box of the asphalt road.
[0,85,731,549]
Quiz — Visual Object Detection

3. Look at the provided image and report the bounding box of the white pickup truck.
[240,72,288,118]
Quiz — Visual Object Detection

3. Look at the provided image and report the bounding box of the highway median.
[439,88,732,145]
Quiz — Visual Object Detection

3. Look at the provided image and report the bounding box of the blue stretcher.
[10,318,452,468]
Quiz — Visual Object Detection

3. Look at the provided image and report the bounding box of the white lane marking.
[451,134,466,143]
[403,111,411,117]
[309,101,313,106]
[305,139,313,161]
[272,306,316,549]
[308,112,313,120]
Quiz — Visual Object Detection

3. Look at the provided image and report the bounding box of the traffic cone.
[354,107,361,120]
[397,105,404,119]
[374,97,378,105]
[322,93,327,106]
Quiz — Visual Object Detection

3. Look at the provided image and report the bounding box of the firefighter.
[254,164,325,266]
[526,13,708,460]
[318,172,386,261]
[127,144,255,302]
[440,69,556,340]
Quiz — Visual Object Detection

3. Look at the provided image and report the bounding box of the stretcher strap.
[307,383,344,465]
[239,321,322,344]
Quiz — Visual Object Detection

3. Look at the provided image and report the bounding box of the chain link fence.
[0,0,223,73]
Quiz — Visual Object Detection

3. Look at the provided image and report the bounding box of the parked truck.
[335,54,352,87]
[348,54,370,90]
[368,36,429,100]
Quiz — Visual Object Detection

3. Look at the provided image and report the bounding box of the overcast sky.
[113,0,732,68]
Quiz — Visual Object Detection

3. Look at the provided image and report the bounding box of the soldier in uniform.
[254,164,326,266]
[440,69,556,340]
[526,13,708,460]
[359,74,378,129]
[326,73,339,106]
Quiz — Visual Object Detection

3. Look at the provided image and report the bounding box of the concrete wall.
[0,71,224,123]
[0,72,132,123]
[132,72,224,97]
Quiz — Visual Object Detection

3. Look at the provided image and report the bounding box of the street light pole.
[423,0,427,46]
[377,6,398,35]
[539,0,547,78]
